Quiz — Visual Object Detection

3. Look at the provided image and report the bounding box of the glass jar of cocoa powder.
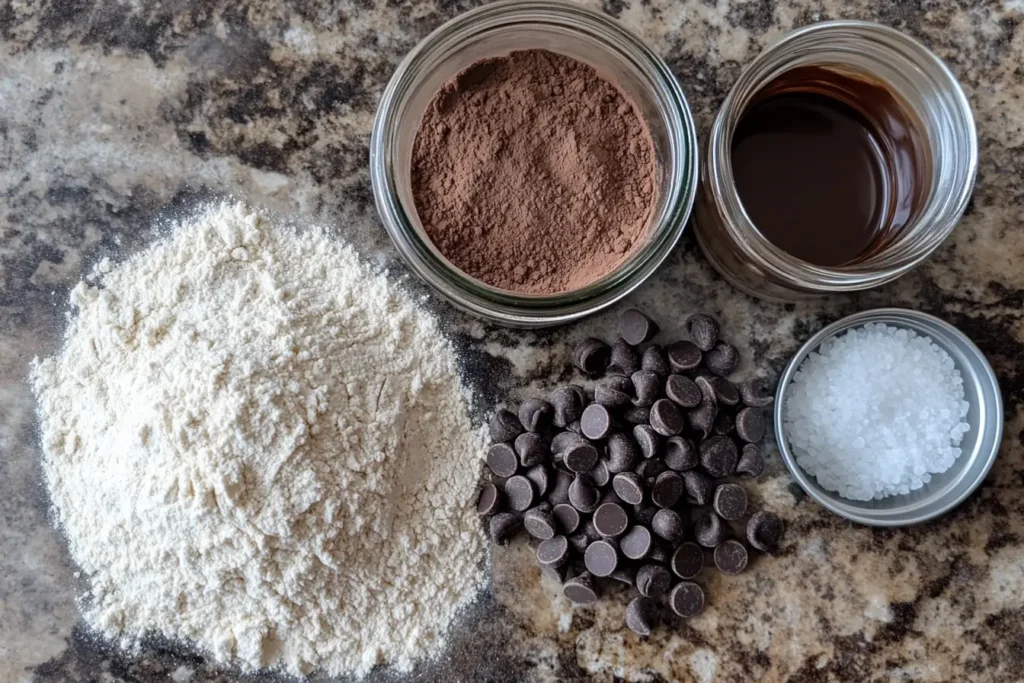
[370,0,698,327]
[695,21,977,302]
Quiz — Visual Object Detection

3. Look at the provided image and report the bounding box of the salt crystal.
[784,323,971,501]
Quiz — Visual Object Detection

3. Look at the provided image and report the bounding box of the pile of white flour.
[31,202,487,677]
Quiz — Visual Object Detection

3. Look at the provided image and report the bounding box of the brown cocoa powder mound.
[411,49,657,294]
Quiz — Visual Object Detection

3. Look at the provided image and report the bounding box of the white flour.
[31,202,487,677]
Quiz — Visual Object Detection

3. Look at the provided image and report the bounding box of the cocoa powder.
[411,49,657,294]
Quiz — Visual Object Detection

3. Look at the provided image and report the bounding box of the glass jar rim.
[704,20,978,291]
[369,0,699,326]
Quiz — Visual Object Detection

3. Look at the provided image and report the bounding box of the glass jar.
[370,0,698,327]
[694,21,977,301]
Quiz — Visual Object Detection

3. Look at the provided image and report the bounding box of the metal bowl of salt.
[774,308,1003,527]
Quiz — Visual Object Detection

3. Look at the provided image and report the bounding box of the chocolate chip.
[735,406,765,443]
[609,566,637,586]
[537,535,570,567]
[487,443,519,478]
[651,471,684,508]
[484,313,773,632]
[573,338,610,376]
[607,338,641,376]
[714,539,749,574]
[477,483,502,516]
[608,374,635,392]
[694,512,726,548]
[609,490,631,509]
[593,503,630,539]
[624,597,660,636]
[651,508,685,543]
[551,431,584,456]
[747,511,784,553]
[713,411,734,436]
[666,340,703,372]
[595,380,632,408]
[517,398,552,433]
[620,309,659,345]
[700,436,738,477]
[568,474,600,513]
[612,472,644,505]
[687,399,717,441]
[549,386,585,427]
[664,436,698,471]
[584,539,619,577]
[635,564,672,598]
[686,313,720,352]
[489,409,523,443]
[621,404,651,425]
[489,512,521,545]
[682,470,714,505]
[606,498,631,523]
[706,341,739,376]
[713,483,748,520]
[641,345,670,377]
[694,374,716,403]
[515,432,548,468]
[708,376,740,406]
[633,424,661,459]
[580,404,613,440]
[669,581,705,618]
[634,457,666,481]
[649,399,685,436]
[647,540,671,565]
[552,503,581,534]
[549,469,574,504]
[739,377,775,407]
[606,433,640,472]
[567,531,590,555]
[736,444,765,478]
[524,505,557,540]
[563,572,598,604]
[588,458,611,487]
[632,503,658,526]
[670,542,705,579]
[665,374,701,408]
[564,442,599,474]
[620,525,653,560]
[505,475,535,512]
[528,464,552,497]
[630,370,660,406]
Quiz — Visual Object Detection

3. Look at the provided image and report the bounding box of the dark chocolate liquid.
[731,67,924,267]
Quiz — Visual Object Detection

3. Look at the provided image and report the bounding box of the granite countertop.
[2,0,1023,681]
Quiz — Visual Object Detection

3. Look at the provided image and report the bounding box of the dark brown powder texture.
[411,49,657,294]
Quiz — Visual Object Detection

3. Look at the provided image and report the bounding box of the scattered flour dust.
[31,202,488,677]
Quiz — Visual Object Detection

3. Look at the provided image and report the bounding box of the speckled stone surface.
[2,1,1023,681]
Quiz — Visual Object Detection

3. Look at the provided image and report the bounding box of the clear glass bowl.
[694,21,978,302]
[370,0,698,327]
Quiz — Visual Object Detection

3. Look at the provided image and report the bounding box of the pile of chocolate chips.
[477,309,785,636]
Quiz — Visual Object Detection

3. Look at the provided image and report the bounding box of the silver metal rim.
[773,308,1003,526]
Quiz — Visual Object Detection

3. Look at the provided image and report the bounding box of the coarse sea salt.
[783,323,970,501]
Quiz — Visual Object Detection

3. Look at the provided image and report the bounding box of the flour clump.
[32,202,487,677]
